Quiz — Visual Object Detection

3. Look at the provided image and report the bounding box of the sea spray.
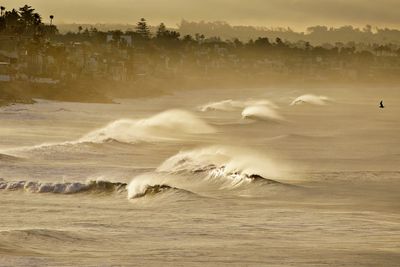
[157,146,282,184]
[199,99,278,112]
[126,146,284,199]
[290,94,331,106]
[127,173,197,199]
[79,109,215,143]
[241,105,284,122]
[4,109,216,155]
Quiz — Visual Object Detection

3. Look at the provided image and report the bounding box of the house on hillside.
[106,34,133,47]
[0,62,11,81]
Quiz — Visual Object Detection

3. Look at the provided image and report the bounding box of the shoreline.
[1,75,399,107]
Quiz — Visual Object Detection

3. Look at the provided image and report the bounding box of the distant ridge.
[57,21,400,44]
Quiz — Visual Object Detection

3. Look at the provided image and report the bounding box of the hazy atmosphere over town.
[0,1,399,266]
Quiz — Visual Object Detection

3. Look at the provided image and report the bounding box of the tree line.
[1,5,399,60]
[0,5,57,38]
[178,20,400,45]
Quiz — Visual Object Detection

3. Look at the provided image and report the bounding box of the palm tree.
[49,15,54,25]
[0,6,5,16]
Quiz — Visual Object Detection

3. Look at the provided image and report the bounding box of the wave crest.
[5,109,216,154]
[290,94,331,106]
[127,173,195,199]
[78,109,215,144]
[0,179,127,194]
[157,146,282,187]
[242,105,284,122]
[199,99,277,112]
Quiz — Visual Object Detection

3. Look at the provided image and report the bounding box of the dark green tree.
[136,18,150,39]
[3,9,21,34]
[19,5,42,34]
[156,22,167,38]
[254,37,270,48]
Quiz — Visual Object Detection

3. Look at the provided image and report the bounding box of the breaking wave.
[125,146,286,201]
[157,146,282,187]
[4,109,216,154]
[199,99,277,112]
[0,179,127,194]
[130,184,176,199]
[79,109,215,144]
[127,174,196,199]
[242,105,284,122]
[290,94,331,106]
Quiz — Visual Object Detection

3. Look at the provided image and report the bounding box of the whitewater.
[0,86,399,266]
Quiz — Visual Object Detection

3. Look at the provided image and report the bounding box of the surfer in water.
[379,100,384,108]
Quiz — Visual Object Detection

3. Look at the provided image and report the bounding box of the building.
[106,35,133,47]
[0,62,11,81]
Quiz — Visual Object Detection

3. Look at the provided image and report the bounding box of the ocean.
[0,86,399,266]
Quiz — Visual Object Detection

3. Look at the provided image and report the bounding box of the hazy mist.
[1,1,400,266]
[3,0,400,29]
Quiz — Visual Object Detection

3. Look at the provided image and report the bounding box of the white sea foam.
[79,109,215,144]
[242,105,284,122]
[126,146,284,199]
[0,179,126,194]
[199,99,277,112]
[290,94,331,106]
[127,174,169,199]
[158,146,281,185]
[4,109,216,155]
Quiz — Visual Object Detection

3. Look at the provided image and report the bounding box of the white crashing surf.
[241,105,284,122]
[0,179,127,194]
[4,109,216,154]
[157,146,282,187]
[127,173,194,199]
[199,99,278,112]
[79,109,215,144]
[126,146,285,200]
[290,94,331,106]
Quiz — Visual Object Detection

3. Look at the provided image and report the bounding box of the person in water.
[379,100,384,108]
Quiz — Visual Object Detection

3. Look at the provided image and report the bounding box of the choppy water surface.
[1,87,399,266]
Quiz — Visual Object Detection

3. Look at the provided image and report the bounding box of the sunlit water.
[0,86,399,266]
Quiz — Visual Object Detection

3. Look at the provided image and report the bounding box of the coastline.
[1,73,399,107]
